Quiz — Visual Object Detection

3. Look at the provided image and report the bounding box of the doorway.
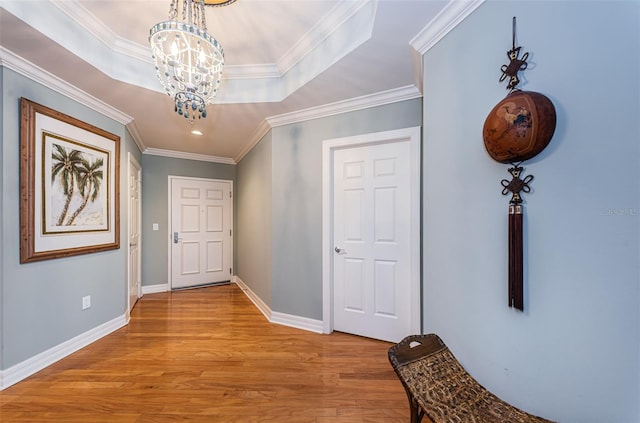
[169,176,233,290]
[322,127,421,342]
[127,153,141,315]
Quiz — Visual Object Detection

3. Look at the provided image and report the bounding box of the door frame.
[167,175,234,289]
[127,153,142,318]
[322,126,421,335]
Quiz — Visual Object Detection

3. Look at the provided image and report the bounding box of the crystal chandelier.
[149,0,226,122]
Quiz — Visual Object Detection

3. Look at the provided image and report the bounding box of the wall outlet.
[152,223,159,231]
[82,295,91,310]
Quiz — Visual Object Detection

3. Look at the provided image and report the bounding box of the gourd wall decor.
[482,18,556,311]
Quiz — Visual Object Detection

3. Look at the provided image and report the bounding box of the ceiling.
[0,0,473,163]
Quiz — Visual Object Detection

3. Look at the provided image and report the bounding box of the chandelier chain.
[169,0,178,21]
[182,0,187,23]
[201,2,207,31]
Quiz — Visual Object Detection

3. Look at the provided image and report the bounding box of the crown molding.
[277,0,373,75]
[50,0,114,50]
[224,63,281,80]
[233,119,272,163]
[144,148,236,165]
[224,0,373,81]
[0,47,132,126]
[410,0,485,55]
[214,0,376,104]
[50,0,151,63]
[2,45,146,153]
[50,0,372,80]
[4,0,377,104]
[268,85,421,128]
[1,0,159,92]
[125,121,146,153]
[233,85,421,163]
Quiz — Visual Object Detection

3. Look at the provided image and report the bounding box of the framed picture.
[20,98,120,263]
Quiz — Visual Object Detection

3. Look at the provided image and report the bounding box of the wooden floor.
[0,284,411,422]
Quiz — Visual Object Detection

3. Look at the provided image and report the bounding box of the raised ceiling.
[0,0,482,163]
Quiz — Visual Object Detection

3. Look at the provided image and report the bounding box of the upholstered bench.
[388,334,555,423]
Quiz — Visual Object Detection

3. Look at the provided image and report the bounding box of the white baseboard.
[233,276,271,321]
[142,283,169,295]
[233,276,323,334]
[0,314,127,390]
[0,280,323,391]
[271,311,324,333]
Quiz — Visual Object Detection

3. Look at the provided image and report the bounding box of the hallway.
[0,284,408,422]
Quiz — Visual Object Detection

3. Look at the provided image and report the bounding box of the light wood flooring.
[0,284,412,422]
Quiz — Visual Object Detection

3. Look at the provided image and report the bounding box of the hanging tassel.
[508,204,524,310]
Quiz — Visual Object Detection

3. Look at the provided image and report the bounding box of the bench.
[388,334,555,423]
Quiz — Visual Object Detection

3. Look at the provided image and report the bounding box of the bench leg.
[408,396,424,423]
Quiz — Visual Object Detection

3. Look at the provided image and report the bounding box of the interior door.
[128,154,141,312]
[170,177,233,290]
[332,141,412,342]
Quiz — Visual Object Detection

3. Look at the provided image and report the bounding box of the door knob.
[334,246,345,254]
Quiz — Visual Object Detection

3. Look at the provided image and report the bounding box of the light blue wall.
[140,154,236,287]
[422,1,639,422]
[0,67,138,369]
[236,132,273,306]
[270,99,422,319]
[126,131,142,171]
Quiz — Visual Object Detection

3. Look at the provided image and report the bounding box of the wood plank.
[0,284,409,422]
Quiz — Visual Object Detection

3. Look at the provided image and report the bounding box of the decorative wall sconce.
[482,17,556,311]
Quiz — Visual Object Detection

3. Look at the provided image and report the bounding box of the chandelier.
[149,0,229,122]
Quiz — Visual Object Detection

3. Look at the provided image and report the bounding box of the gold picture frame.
[20,98,120,263]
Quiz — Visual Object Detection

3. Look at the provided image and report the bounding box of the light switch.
[152,223,159,231]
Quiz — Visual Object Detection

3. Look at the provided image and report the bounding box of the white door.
[323,127,420,343]
[170,177,233,290]
[128,154,141,313]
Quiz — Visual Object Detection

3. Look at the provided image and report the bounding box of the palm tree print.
[65,157,104,226]
[51,144,83,226]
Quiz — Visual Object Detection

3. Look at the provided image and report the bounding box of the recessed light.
[191,130,203,136]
